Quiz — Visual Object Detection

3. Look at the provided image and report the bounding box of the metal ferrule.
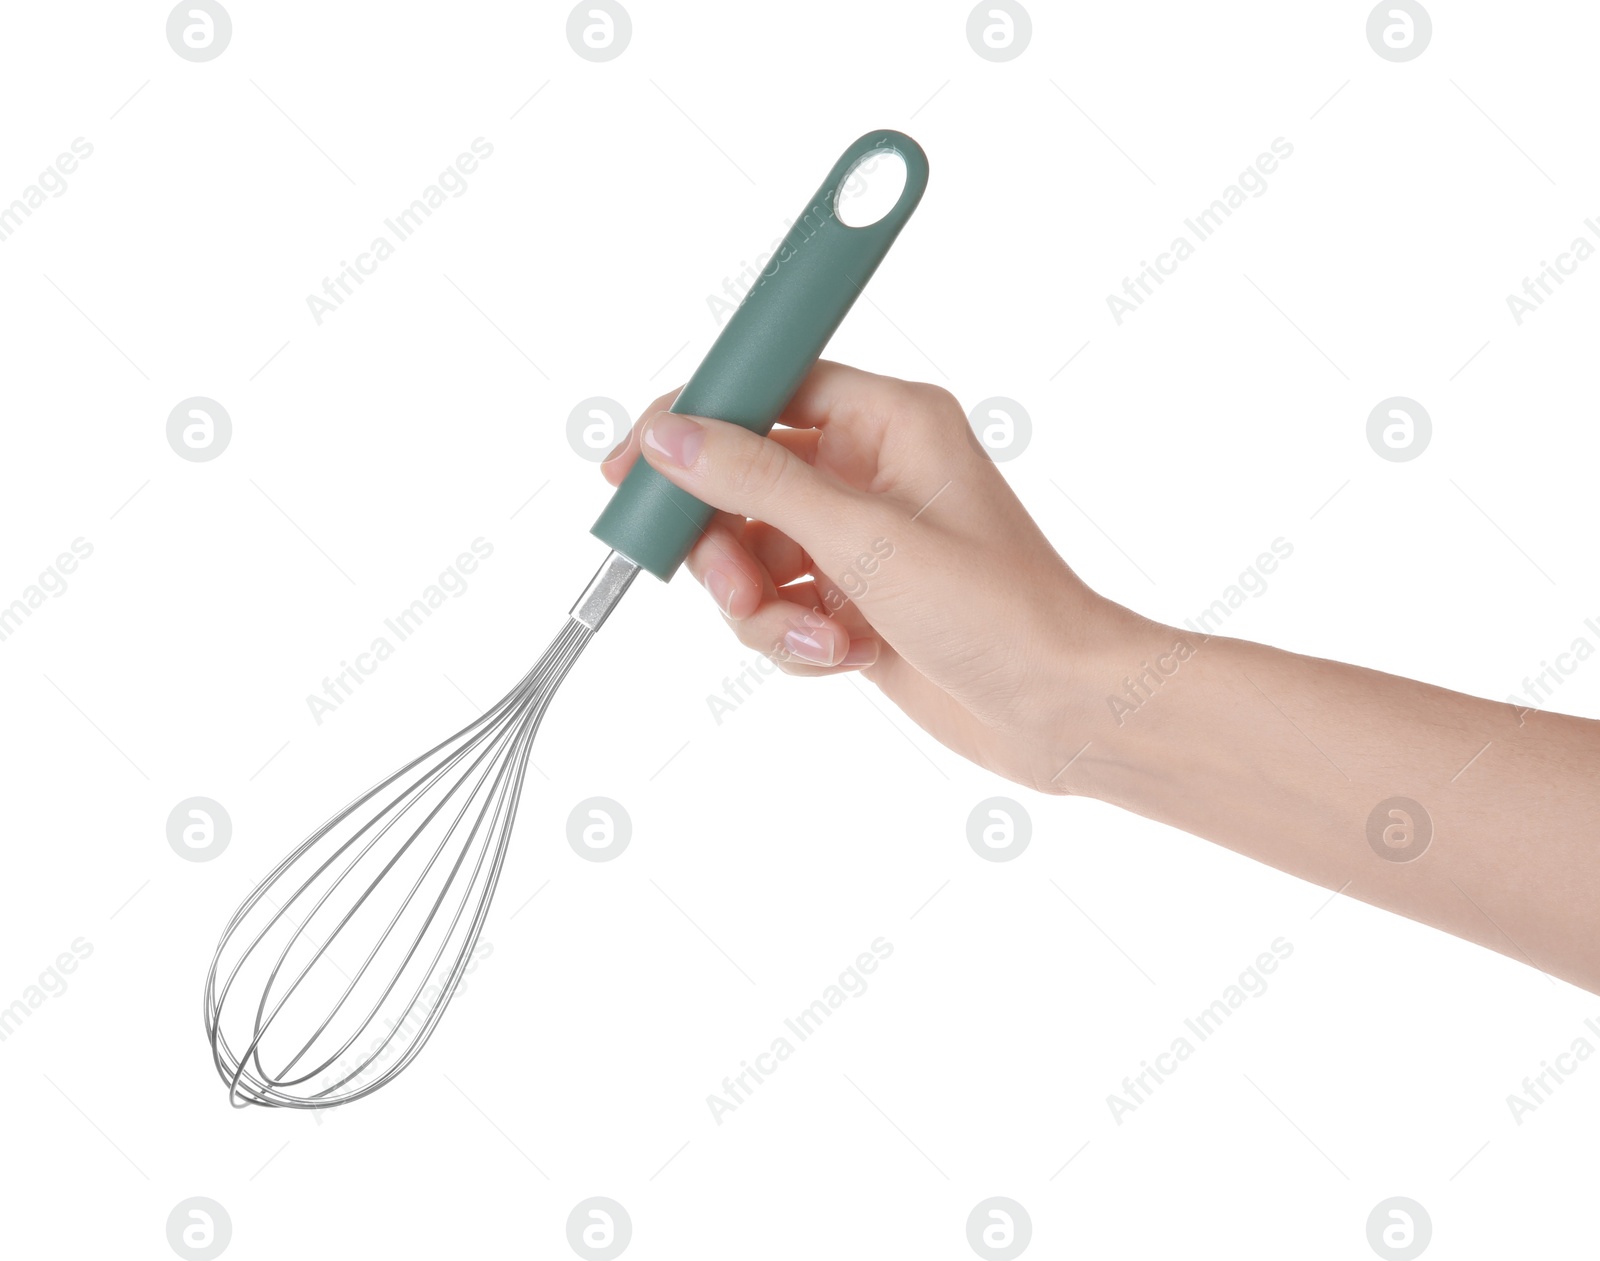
[570,550,641,632]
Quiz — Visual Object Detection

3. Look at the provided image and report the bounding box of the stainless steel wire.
[203,619,590,1108]
[203,553,638,1109]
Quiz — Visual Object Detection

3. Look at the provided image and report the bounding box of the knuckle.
[735,619,778,655]
[888,381,967,440]
[724,435,789,499]
[890,379,958,414]
[924,387,972,442]
[881,377,928,409]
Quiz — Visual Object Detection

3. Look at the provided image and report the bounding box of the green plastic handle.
[591,129,929,580]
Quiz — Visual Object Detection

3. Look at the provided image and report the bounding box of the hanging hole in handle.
[834,149,909,228]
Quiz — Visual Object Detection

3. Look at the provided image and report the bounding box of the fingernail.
[704,569,736,616]
[641,413,705,468]
[784,626,844,666]
[841,639,878,668]
[601,435,628,463]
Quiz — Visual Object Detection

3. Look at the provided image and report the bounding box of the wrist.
[1039,605,1199,799]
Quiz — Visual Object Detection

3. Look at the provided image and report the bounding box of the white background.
[1,1,1597,1257]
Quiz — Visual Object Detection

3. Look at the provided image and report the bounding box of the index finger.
[773,359,918,437]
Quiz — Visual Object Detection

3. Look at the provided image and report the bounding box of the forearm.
[1064,621,1600,993]
[614,371,1599,991]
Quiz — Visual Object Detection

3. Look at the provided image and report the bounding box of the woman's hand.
[602,358,1600,993]
[601,360,1139,794]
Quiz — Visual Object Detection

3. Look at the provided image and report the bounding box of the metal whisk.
[202,129,928,1107]
[204,556,636,1107]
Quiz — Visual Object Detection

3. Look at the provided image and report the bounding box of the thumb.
[637,410,860,560]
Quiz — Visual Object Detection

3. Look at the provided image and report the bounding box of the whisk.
[204,130,929,1107]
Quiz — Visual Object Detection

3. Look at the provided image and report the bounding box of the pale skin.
[601,361,1600,995]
